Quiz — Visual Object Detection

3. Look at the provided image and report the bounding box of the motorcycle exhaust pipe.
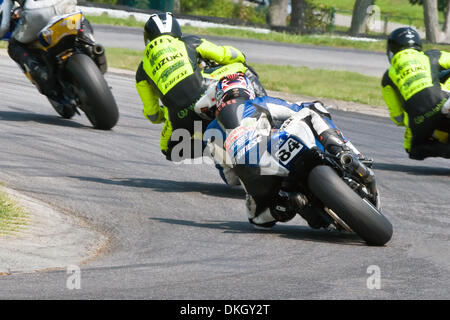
[340,153,374,184]
[92,44,107,74]
[93,44,105,56]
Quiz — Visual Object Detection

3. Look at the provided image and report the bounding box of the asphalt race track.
[0,38,449,300]
[92,24,389,77]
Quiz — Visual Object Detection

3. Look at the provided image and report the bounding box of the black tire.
[47,97,76,119]
[65,54,119,130]
[308,165,393,246]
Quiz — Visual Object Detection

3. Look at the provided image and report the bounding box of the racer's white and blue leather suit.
[204,95,362,229]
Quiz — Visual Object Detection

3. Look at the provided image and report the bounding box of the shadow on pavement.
[0,110,87,128]
[150,217,365,246]
[373,162,450,176]
[70,176,246,199]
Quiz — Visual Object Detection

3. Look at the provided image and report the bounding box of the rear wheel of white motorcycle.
[307,165,393,246]
[65,54,119,130]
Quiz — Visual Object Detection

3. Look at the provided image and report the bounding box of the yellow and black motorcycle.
[18,11,119,130]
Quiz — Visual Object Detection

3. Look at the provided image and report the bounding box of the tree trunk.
[349,0,374,36]
[290,0,307,34]
[267,0,289,26]
[443,0,450,34]
[173,0,181,14]
[424,0,440,42]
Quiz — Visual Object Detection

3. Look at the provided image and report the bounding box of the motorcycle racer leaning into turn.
[204,72,371,230]
[135,12,266,160]
[0,0,82,102]
[381,27,450,160]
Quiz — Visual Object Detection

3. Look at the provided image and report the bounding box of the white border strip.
[77,6,272,34]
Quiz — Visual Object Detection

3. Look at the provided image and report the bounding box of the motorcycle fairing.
[37,11,82,49]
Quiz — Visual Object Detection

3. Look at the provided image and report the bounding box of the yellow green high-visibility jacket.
[135,34,246,153]
[381,49,450,151]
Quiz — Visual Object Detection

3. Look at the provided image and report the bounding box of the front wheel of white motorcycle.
[307,165,393,246]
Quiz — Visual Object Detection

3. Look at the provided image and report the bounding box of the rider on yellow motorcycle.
[0,0,79,100]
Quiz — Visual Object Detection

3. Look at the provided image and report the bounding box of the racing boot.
[319,128,352,157]
[321,129,376,189]
[215,163,240,186]
[320,128,372,163]
[246,194,277,230]
[409,141,450,160]
[246,190,306,230]
[245,67,267,97]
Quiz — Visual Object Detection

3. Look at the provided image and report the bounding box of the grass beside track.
[255,64,385,107]
[0,190,28,235]
[105,47,386,107]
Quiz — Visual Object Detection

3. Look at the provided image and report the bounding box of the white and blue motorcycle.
[197,76,393,246]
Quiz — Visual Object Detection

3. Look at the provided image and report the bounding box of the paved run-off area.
[0,185,107,274]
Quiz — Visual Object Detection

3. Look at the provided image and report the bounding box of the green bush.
[180,0,211,13]
[233,2,267,25]
[181,0,267,25]
[305,1,334,33]
[187,0,235,18]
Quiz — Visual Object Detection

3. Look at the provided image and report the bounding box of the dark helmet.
[144,12,182,45]
[387,27,422,62]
